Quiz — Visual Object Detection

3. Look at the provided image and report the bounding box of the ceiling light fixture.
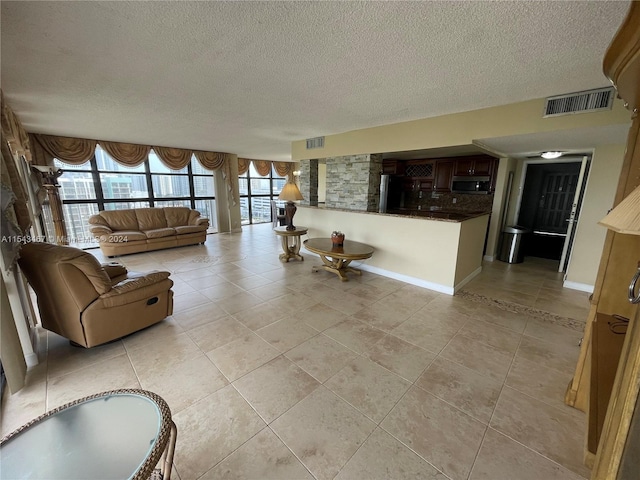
[541,151,563,159]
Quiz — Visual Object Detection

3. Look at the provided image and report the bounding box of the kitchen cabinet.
[454,156,495,176]
[434,160,455,192]
[405,160,434,179]
[382,160,405,175]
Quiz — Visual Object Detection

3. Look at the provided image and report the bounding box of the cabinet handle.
[629,267,640,304]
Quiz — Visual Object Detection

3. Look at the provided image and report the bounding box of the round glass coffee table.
[0,389,177,480]
[304,238,374,281]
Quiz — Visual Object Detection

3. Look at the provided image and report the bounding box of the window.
[238,164,288,225]
[52,147,219,248]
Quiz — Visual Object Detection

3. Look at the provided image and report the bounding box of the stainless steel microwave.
[451,176,491,194]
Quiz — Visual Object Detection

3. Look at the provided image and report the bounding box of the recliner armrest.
[103,271,171,297]
[101,262,128,280]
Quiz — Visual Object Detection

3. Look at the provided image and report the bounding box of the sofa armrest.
[89,225,113,236]
[101,262,128,280]
[193,216,209,227]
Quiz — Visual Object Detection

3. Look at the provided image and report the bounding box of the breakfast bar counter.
[294,206,490,295]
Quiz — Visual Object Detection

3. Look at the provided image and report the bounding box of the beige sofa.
[18,242,174,348]
[89,207,209,256]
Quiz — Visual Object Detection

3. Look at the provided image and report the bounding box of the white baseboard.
[483,255,495,262]
[303,252,455,295]
[563,280,594,293]
[454,266,482,293]
[357,264,455,295]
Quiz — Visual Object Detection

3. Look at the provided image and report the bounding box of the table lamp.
[278,182,304,231]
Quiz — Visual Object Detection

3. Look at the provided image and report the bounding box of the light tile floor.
[1,224,590,480]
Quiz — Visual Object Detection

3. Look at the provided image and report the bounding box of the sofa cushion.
[99,210,140,232]
[174,225,207,235]
[136,208,168,231]
[164,207,193,227]
[144,228,176,239]
[104,231,147,242]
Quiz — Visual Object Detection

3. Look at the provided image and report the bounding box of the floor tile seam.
[230,370,322,426]
[409,379,494,427]
[193,418,271,480]
[45,348,132,385]
[512,344,579,378]
[481,427,589,479]
[485,329,525,429]
[375,422,453,480]
[501,376,580,418]
[496,383,586,422]
[264,424,320,480]
[452,330,521,359]
[253,326,324,355]
[464,330,525,477]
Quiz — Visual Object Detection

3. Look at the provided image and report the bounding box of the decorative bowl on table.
[331,231,345,246]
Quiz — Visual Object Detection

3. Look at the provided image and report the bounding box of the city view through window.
[46,147,287,248]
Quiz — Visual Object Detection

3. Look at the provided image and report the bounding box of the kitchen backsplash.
[405,191,494,212]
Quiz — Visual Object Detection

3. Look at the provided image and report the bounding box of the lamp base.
[284,201,297,230]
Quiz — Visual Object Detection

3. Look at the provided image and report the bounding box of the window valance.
[238,158,293,179]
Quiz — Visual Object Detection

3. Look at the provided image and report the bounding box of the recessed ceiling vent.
[306,136,325,149]
[543,87,615,118]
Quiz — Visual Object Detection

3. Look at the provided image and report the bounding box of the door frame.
[513,155,591,272]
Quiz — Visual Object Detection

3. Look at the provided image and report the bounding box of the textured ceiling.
[0,1,631,161]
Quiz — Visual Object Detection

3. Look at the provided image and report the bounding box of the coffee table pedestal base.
[311,256,362,282]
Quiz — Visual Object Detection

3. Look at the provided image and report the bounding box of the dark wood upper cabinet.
[434,160,455,192]
[382,160,405,175]
[453,155,495,176]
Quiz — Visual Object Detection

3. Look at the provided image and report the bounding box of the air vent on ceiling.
[306,136,325,149]
[543,87,615,118]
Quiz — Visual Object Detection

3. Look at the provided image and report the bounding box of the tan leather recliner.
[18,242,174,348]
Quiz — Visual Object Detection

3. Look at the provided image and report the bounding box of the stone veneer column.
[298,159,318,206]
[325,153,383,211]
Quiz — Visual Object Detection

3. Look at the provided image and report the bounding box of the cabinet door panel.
[434,160,454,192]
[472,157,494,176]
[454,158,474,176]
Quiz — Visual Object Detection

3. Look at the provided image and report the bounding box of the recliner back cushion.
[136,208,168,231]
[164,207,192,227]
[100,209,140,232]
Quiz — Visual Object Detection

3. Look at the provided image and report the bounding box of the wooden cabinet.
[434,160,454,192]
[565,4,640,477]
[453,155,495,176]
[405,160,434,179]
[382,160,405,175]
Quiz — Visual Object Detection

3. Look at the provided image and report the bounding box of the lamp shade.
[598,185,640,235]
[278,182,303,202]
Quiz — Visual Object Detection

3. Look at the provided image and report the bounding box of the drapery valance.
[100,141,151,166]
[153,146,193,170]
[237,158,251,175]
[238,158,294,178]
[34,134,97,165]
[195,151,231,170]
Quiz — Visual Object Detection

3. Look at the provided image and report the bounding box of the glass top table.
[0,389,177,480]
[303,238,374,281]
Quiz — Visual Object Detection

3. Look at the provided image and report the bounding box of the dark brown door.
[535,171,579,233]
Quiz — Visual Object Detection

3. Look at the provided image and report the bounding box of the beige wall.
[565,144,626,289]
[295,207,487,293]
[455,214,491,285]
[292,98,630,161]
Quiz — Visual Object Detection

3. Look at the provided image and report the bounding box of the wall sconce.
[293,170,301,177]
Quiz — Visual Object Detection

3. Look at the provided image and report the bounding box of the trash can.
[498,226,530,264]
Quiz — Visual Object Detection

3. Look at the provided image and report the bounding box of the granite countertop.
[386,208,490,222]
[300,205,490,223]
